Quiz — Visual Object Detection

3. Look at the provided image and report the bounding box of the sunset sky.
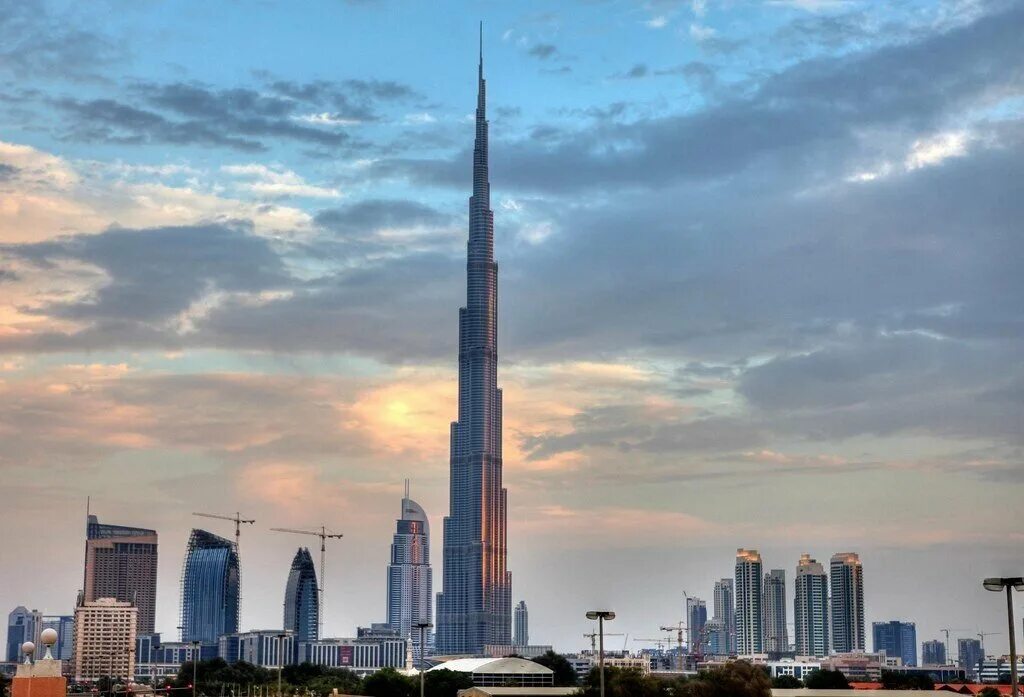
[1,0,1022,655]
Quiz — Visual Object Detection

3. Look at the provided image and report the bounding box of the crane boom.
[270,525,343,637]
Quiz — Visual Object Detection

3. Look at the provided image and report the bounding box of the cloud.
[528,44,559,60]
[221,164,341,199]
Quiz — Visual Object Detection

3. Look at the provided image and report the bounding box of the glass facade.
[179,529,240,643]
[284,547,319,644]
[794,554,829,658]
[873,620,917,667]
[386,489,432,660]
[830,552,865,653]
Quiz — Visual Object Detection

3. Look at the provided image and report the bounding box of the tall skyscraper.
[762,569,788,653]
[513,601,528,647]
[713,579,736,655]
[685,597,706,655]
[6,607,42,661]
[705,618,728,656]
[793,554,829,658]
[735,549,763,655]
[72,597,137,681]
[436,29,513,655]
[386,483,432,659]
[958,637,983,678]
[873,620,917,667]
[180,529,240,643]
[284,548,319,643]
[922,639,947,665]
[830,552,865,653]
[84,514,158,633]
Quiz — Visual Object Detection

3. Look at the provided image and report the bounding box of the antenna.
[404,479,410,499]
[479,20,483,64]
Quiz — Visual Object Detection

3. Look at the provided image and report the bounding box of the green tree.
[307,669,362,696]
[880,670,935,691]
[360,667,413,697]
[532,651,580,686]
[685,661,772,697]
[422,669,473,697]
[979,687,1002,697]
[803,669,851,690]
[771,675,804,689]
[580,667,665,697]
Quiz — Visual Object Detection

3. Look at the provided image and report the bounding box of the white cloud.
[403,112,437,125]
[767,0,854,11]
[689,23,717,41]
[645,15,669,29]
[221,164,341,199]
[293,112,364,127]
[905,130,972,170]
[691,0,707,18]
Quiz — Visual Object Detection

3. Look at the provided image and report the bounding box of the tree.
[423,669,473,697]
[532,651,579,686]
[880,670,935,691]
[804,669,851,689]
[771,675,804,689]
[360,667,413,697]
[307,669,362,696]
[685,661,772,697]
[978,687,1001,697]
[580,667,662,697]
[0,672,9,697]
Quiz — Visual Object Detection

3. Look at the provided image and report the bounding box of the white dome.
[40,628,59,646]
[21,641,35,655]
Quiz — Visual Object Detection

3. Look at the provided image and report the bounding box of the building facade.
[686,597,707,656]
[735,549,763,655]
[436,33,513,655]
[179,529,240,643]
[872,620,917,667]
[830,552,865,653]
[72,598,137,682]
[513,601,528,647]
[793,554,829,658]
[957,637,983,678]
[762,569,788,653]
[921,639,946,665]
[6,608,42,662]
[84,515,158,634]
[284,548,319,644]
[386,484,432,659]
[713,579,736,655]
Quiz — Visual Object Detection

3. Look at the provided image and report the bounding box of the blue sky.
[1,0,1023,658]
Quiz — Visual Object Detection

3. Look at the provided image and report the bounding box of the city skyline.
[2,0,1023,658]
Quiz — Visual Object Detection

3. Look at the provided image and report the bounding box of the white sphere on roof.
[40,628,58,646]
[21,641,35,655]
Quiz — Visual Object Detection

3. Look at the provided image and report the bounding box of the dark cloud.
[0,163,18,181]
[315,199,452,235]
[528,44,559,60]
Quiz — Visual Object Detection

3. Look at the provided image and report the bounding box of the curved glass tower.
[436,28,512,655]
[386,483,432,659]
[180,529,240,643]
[284,547,319,643]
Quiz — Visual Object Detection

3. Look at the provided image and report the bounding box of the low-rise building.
[483,644,554,659]
[429,657,554,687]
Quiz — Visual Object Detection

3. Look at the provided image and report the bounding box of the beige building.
[72,597,137,682]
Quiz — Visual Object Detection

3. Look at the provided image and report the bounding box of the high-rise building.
[435,30,513,655]
[830,552,865,653]
[284,548,319,644]
[872,621,916,667]
[735,549,763,655]
[762,570,788,653]
[686,597,707,655]
[72,597,137,681]
[713,579,736,655]
[41,615,74,661]
[958,637,983,678]
[180,529,240,643]
[922,639,947,666]
[6,607,42,661]
[513,601,528,647]
[386,483,432,660]
[793,554,829,658]
[705,618,728,656]
[84,515,158,634]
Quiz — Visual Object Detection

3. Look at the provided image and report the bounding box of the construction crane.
[660,621,686,671]
[270,526,343,637]
[192,512,255,550]
[940,628,968,663]
[583,632,625,654]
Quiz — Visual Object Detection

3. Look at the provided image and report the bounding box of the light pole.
[983,577,1023,696]
[190,640,200,697]
[414,623,432,697]
[275,634,287,697]
[586,611,615,697]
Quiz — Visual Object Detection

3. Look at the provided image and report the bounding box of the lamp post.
[414,623,432,697]
[275,634,288,697]
[983,577,1023,697]
[586,611,615,697]
[190,640,201,697]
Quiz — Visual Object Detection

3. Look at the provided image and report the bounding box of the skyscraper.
[514,601,528,647]
[686,597,707,655]
[958,637,983,678]
[762,569,788,653]
[793,554,829,658]
[72,597,137,681]
[6,607,42,661]
[84,514,158,633]
[735,549,763,655]
[830,552,865,653]
[284,548,319,643]
[713,579,736,655]
[873,620,917,667]
[922,639,946,666]
[386,483,432,659]
[180,529,240,643]
[435,28,513,655]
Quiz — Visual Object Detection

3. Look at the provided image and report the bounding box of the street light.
[586,611,616,697]
[275,634,288,697]
[414,623,432,697]
[983,577,1023,697]
[190,641,201,697]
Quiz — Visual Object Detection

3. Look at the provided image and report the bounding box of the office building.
[284,548,319,644]
[40,616,74,661]
[705,618,728,656]
[72,597,137,681]
[921,639,946,666]
[179,529,240,643]
[686,597,707,655]
[957,637,983,678]
[232,631,294,668]
[513,601,528,647]
[735,549,763,655]
[6,607,42,662]
[830,552,865,653]
[84,515,158,634]
[385,483,432,659]
[713,579,736,655]
[873,621,917,667]
[297,627,407,676]
[793,554,829,658]
[762,569,788,653]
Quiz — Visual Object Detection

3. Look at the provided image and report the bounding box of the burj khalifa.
[435,28,512,655]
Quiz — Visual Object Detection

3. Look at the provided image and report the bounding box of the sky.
[1,0,1022,659]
